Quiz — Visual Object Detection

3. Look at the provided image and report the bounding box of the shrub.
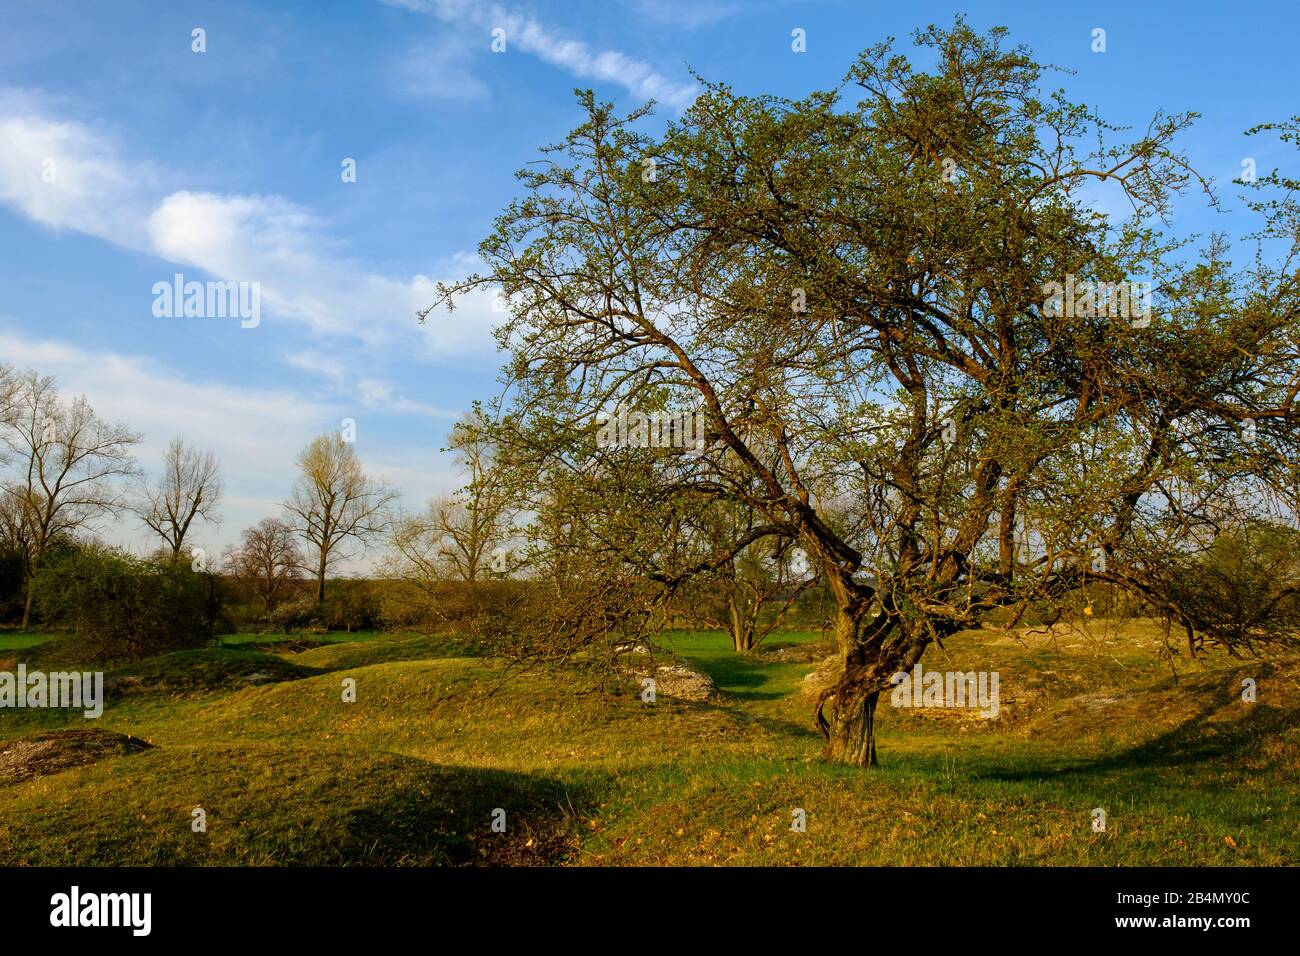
[1159,520,1300,655]
[322,580,381,632]
[0,547,26,624]
[269,595,326,633]
[32,546,221,659]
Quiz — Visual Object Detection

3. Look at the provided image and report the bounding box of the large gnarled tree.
[430,23,1300,766]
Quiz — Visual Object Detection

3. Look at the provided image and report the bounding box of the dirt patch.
[0,729,154,784]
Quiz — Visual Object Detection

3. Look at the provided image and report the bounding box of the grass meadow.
[1,619,1296,866]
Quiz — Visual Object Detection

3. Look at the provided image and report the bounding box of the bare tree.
[3,371,142,626]
[139,437,223,559]
[223,518,303,613]
[445,414,516,581]
[0,364,16,448]
[283,433,397,603]
[0,483,36,565]
[388,414,514,585]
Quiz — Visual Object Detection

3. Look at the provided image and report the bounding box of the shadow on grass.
[979,665,1300,783]
[0,742,611,867]
[672,653,794,701]
[344,763,607,866]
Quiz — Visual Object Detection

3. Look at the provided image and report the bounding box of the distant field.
[0,629,395,652]
[0,631,58,652]
[1,620,1297,865]
[220,630,395,646]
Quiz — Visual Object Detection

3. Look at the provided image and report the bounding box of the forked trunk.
[816,603,894,768]
[729,594,756,653]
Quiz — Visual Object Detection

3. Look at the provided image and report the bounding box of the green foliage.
[0,547,25,623]
[321,579,382,632]
[31,546,220,660]
[1159,521,1300,654]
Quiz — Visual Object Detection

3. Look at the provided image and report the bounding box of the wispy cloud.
[394,33,492,101]
[383,0,698,110]
[0,88,159,250]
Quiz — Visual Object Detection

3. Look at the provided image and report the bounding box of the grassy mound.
[104,648,321,700]
[0,743,590,865]
[0,728,154,785]
[285,633,483,670]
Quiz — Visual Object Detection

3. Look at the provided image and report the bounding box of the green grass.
[1,621,1297,865]
[221,629,394,646]
[0,630,59,651]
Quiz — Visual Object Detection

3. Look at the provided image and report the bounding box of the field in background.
[1,619,1297,866]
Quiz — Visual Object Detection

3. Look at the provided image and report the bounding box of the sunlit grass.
[1,622,1296,865]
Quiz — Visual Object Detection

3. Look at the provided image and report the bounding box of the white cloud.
[0,89,158,249]
[356,378,460,419]
[0,327,465,567]
[0,93,502,356]
[384,0,698,111]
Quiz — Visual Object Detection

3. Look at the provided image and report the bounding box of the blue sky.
[0,0,1296,565]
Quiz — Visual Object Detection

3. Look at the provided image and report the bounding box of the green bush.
[1160,520,1300,654]
[322,580,381,632]
[32,546,221,659]
[0,546,26,624]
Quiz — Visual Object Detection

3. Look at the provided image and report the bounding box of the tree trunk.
[316,554,327,604]
[816,603,889,767]
[728,595,755,653]
[21,579,34,629]
[825,682,880,767]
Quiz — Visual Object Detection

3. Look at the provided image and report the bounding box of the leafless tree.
[388,414,515,585]
[283,433,397,603]
[139,437,223,559]
[2,371,142,626]
[223,517,303,612]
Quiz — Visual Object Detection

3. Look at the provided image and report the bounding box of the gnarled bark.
[815,601,931,767]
